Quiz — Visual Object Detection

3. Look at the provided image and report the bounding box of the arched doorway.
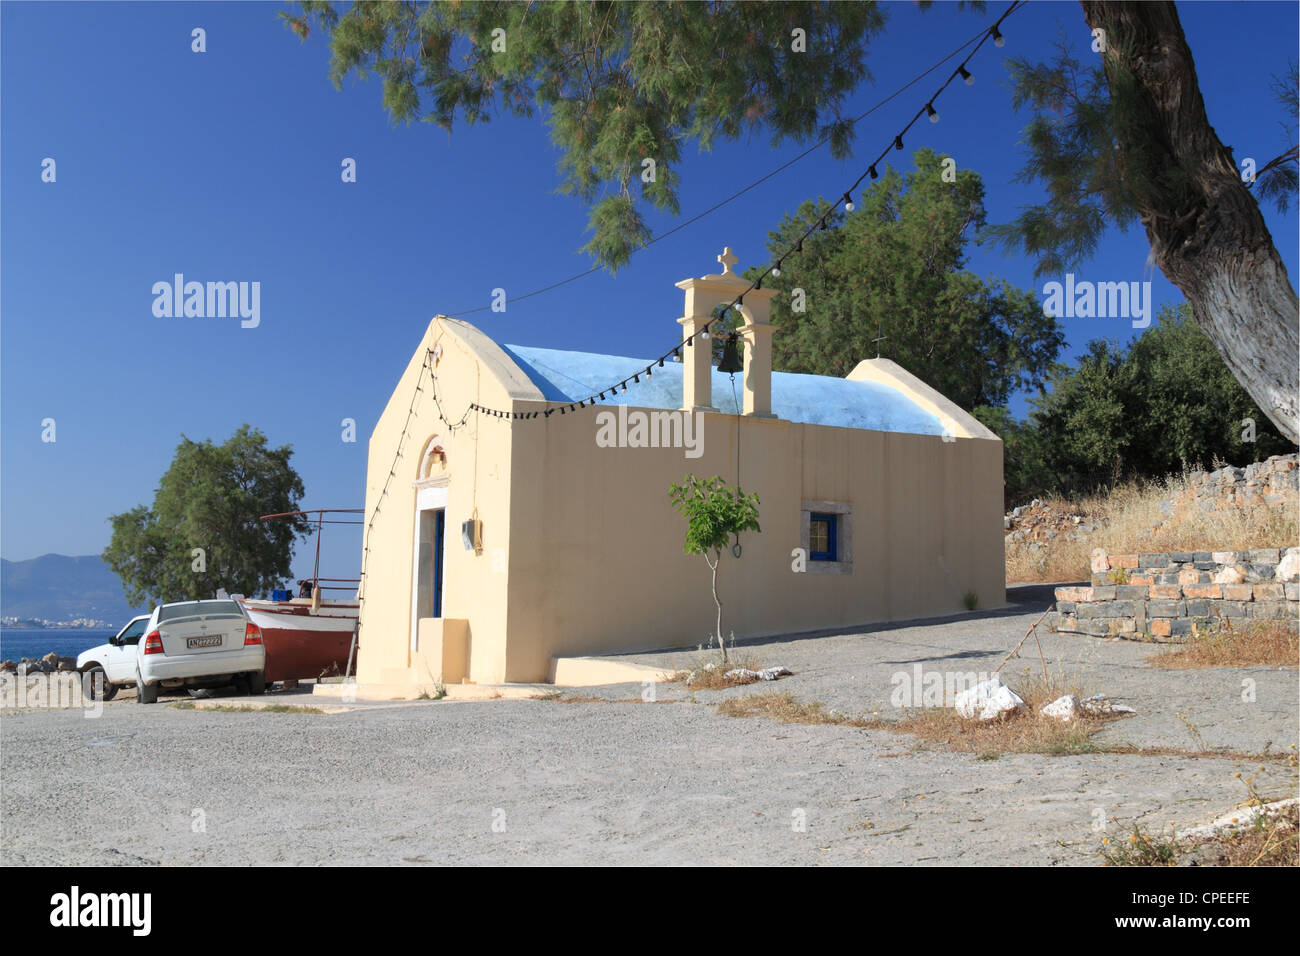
[410,437,449,652]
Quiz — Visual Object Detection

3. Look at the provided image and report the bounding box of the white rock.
[1176,798,1299,841]
[1041,694,1081,722]
[1276,548,1300,583]
[955,677,1024,721]
[1213,566,1244,585]
[718,665,792,684]
[1077,693,1135,716]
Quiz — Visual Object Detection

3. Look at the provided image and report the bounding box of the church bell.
[718,333,743,374]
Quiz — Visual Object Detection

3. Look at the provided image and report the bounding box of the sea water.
[0,628,117,662]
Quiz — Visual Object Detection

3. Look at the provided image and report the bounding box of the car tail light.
[143,631,164,655]
[244,622,263,646]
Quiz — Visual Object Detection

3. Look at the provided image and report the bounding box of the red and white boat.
[237,509,361,685]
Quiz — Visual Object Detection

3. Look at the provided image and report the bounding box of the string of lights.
[439,0,1024,425]
[427,348,473,433]
[355,348,434,623]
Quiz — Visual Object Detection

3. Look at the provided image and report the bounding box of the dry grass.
[715,670,1131,756]
[172,702,326,714]
[871,668,1129,757]
[684,653,769,691]
[1102,775,1299,867]
[1182,804,1298,866]
[1098,823,1183,865]
[1100,745,1294,763]
[1146,618,1299,669]
[1006,471,1298,583]
[653,670,691,684]
[716,692,873,727]
[710,676,1293,767]
[532,694,678,704]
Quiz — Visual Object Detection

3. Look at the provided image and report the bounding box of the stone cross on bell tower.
[716,246,739,275]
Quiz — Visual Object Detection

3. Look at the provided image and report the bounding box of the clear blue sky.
[3,0,1296,585]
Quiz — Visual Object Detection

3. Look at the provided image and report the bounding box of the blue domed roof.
[501,344,946,436]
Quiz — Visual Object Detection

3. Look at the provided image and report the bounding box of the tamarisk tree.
[285,1,1299,441]
[103,425,310,605]
[993,2,1299,442]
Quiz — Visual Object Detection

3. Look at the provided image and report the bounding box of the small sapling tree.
[668,475,761,663]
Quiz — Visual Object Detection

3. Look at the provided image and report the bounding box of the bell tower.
[674,247,778,417]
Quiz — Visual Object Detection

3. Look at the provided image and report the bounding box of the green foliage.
[1254,63,1299,214]
[1098,822,1180,867]
[752,148,1064,410]
[992,34,1296,277]
[668,475,760,660]
[984,36,1138,279]
[283,0,886,269]
[971,404,1054,506]
[102,425,310,606]
[668,475,760,558]
[1029,304,1292,494]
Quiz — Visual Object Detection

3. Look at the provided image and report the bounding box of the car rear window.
[160,600,243,622]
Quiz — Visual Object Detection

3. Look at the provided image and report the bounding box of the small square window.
[800,502,851,574]
[809,513,837,561]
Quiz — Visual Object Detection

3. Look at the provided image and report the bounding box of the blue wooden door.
[433,509,445,618]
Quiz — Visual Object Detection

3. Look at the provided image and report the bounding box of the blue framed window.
[809,513,837,562]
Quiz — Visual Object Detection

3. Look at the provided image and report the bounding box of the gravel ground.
[2,584,1295,866]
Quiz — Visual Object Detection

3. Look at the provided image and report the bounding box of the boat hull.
[240,601,357,684]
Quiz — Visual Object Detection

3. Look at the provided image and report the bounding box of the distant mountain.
[0,554,145,624]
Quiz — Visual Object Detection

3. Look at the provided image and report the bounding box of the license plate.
[186,636,222,649]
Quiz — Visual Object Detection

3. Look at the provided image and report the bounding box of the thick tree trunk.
[1081,1,1299,443]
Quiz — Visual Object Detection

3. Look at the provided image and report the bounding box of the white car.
[77,614,150,701]
[133,599,266,704]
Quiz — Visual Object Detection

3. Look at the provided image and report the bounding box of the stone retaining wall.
[1053,547,1299,641]
[1174,455,1297,513]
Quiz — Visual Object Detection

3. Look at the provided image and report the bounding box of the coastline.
[0,627,118,666]
[1,620,115,630]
